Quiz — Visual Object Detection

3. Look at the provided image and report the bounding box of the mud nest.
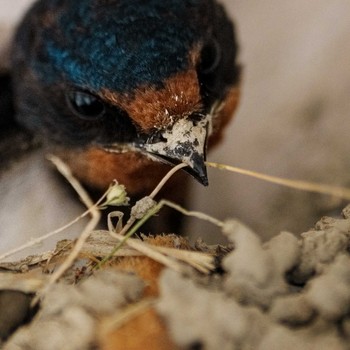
[1,205,350,350]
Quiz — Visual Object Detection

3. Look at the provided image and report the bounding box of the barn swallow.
[11,0,240,212]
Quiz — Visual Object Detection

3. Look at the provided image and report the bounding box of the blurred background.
[191,0,350,241]
[1,0,350,250]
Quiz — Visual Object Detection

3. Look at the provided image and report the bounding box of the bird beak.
[141,114,210,186]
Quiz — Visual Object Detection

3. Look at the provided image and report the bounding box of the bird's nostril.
[188,113,205,126]
[147,131,167,144]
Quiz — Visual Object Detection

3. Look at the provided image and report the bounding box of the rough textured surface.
[1,208,350,349]
[4,270,144,350]
[222,222,300,308]
[156,208,350,349]
[157,269,271,350]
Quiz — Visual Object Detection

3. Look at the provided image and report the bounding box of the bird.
[9,0,241,232]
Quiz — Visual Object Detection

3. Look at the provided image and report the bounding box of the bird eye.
[199,38,221,75]
[67,91,105,120]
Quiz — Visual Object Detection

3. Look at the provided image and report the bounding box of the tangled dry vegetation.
[1,157,350,350]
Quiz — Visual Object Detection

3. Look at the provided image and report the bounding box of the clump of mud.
[1,205,350,350]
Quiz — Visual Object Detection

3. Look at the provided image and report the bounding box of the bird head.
[12,0,240,186]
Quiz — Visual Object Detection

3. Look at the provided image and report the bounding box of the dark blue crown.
[25,0,213,93]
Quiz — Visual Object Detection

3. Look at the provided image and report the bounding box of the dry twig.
[207,161,350,201]
[35,155,103,299]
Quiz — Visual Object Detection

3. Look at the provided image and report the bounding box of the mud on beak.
[141,115,210,186]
